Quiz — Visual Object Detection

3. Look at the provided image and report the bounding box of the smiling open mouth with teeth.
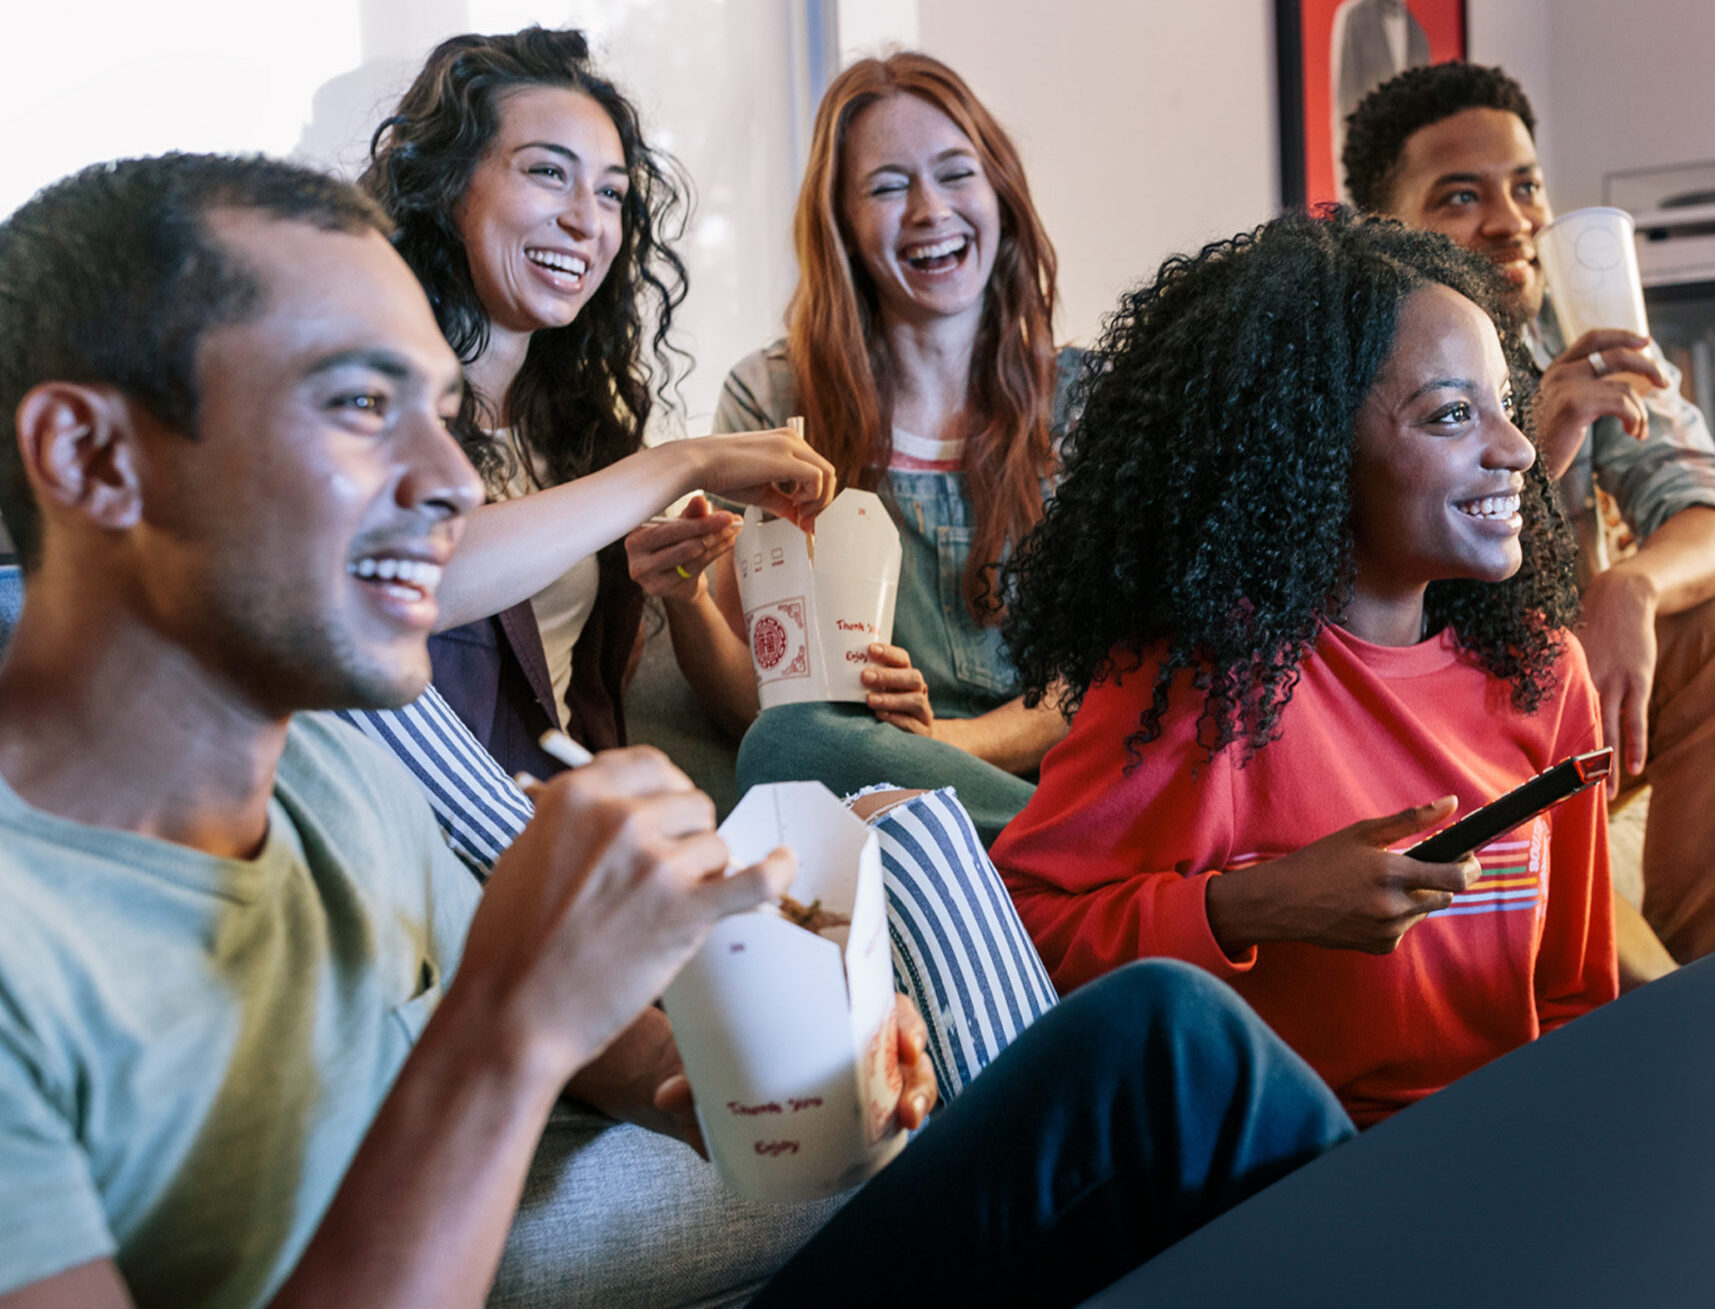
[1456,494,1521,520]
[526,248,590,279]
[348,556,445,598]
[902,235,969,272]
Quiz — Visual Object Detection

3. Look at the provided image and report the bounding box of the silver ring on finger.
[1589,350,1608,377]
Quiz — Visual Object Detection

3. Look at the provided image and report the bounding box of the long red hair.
[788,52,1059,623]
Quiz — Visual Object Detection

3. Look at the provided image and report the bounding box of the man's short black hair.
[1343,62,1537,212]
[0,153,390,571]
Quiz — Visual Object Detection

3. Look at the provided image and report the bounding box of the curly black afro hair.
[1344,62,1536,212]
[1001,209,1577,766]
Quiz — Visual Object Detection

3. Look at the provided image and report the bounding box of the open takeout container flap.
[661,781,904,1202]
[735,489,903,709]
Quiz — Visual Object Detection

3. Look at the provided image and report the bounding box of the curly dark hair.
[1343,62,1536,212]
[1001,210,1578,764]
[362,26,689,490]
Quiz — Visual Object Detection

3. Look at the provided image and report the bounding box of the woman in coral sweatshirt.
[993,211,1618,1127]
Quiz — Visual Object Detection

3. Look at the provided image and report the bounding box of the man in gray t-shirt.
[0,714,481,1302]
[0,153,817,1307]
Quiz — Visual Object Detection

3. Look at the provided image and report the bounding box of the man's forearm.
[270,984,574,1309]
[1608,505,1715,618]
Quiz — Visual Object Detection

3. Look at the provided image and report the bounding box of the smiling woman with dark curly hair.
[348,28,832,777]
[992,210,1618,1127]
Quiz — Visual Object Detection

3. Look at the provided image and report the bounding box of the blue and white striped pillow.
[340,690,1057,1104]
[870,788,1058,1101]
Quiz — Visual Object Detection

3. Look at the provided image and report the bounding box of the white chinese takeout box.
[662,781,907,1202]
[734,488,903,710]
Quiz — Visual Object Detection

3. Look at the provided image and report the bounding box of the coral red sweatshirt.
[995,624,1618,1126]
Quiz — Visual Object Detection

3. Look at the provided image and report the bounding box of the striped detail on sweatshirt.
[1226,826,1546,921]
[1428,831,1545,919]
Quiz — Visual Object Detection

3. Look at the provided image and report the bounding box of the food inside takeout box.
[734,488,903,710]
[661,781,907,1202]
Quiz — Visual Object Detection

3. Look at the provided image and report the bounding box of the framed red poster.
[1276,0,1467,210]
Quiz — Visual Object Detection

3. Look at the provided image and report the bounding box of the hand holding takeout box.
[661,781,909,1202]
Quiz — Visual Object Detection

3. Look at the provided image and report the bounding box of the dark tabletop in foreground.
[1084,953,1715,1308]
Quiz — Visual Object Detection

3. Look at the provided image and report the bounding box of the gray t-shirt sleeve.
[0,978,116,1293]
[711,343,794,435]
[1589,381,1715,543]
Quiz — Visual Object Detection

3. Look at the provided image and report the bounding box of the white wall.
[3,0,1284,396]
[1539,0,1715,212]
[909,0,1281,347]
[6,0,1711,418]
[1423,0,1715,215]
[1467,0,1554,176]
[884,0,1715,344]
[1,0,806,434]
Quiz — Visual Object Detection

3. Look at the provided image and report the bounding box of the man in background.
[1345,62,1715,978]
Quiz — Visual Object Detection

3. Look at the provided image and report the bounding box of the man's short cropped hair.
[1342,62,1537,213]
[0,153,391,571]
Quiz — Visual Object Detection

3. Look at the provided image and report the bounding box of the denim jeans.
[751,960,1355,1308]
[736,702,1035,847]
[736,467,1040,846]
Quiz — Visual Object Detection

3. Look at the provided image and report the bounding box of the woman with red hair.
[628,51,1076,842]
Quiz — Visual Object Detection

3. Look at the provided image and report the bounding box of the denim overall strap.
[884,467,1018,721]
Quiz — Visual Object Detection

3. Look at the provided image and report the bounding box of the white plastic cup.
[1536,206,1653,344]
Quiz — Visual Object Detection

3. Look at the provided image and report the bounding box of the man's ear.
[13,383,144,532]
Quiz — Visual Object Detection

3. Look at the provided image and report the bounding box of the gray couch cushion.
[622,608,742,820]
